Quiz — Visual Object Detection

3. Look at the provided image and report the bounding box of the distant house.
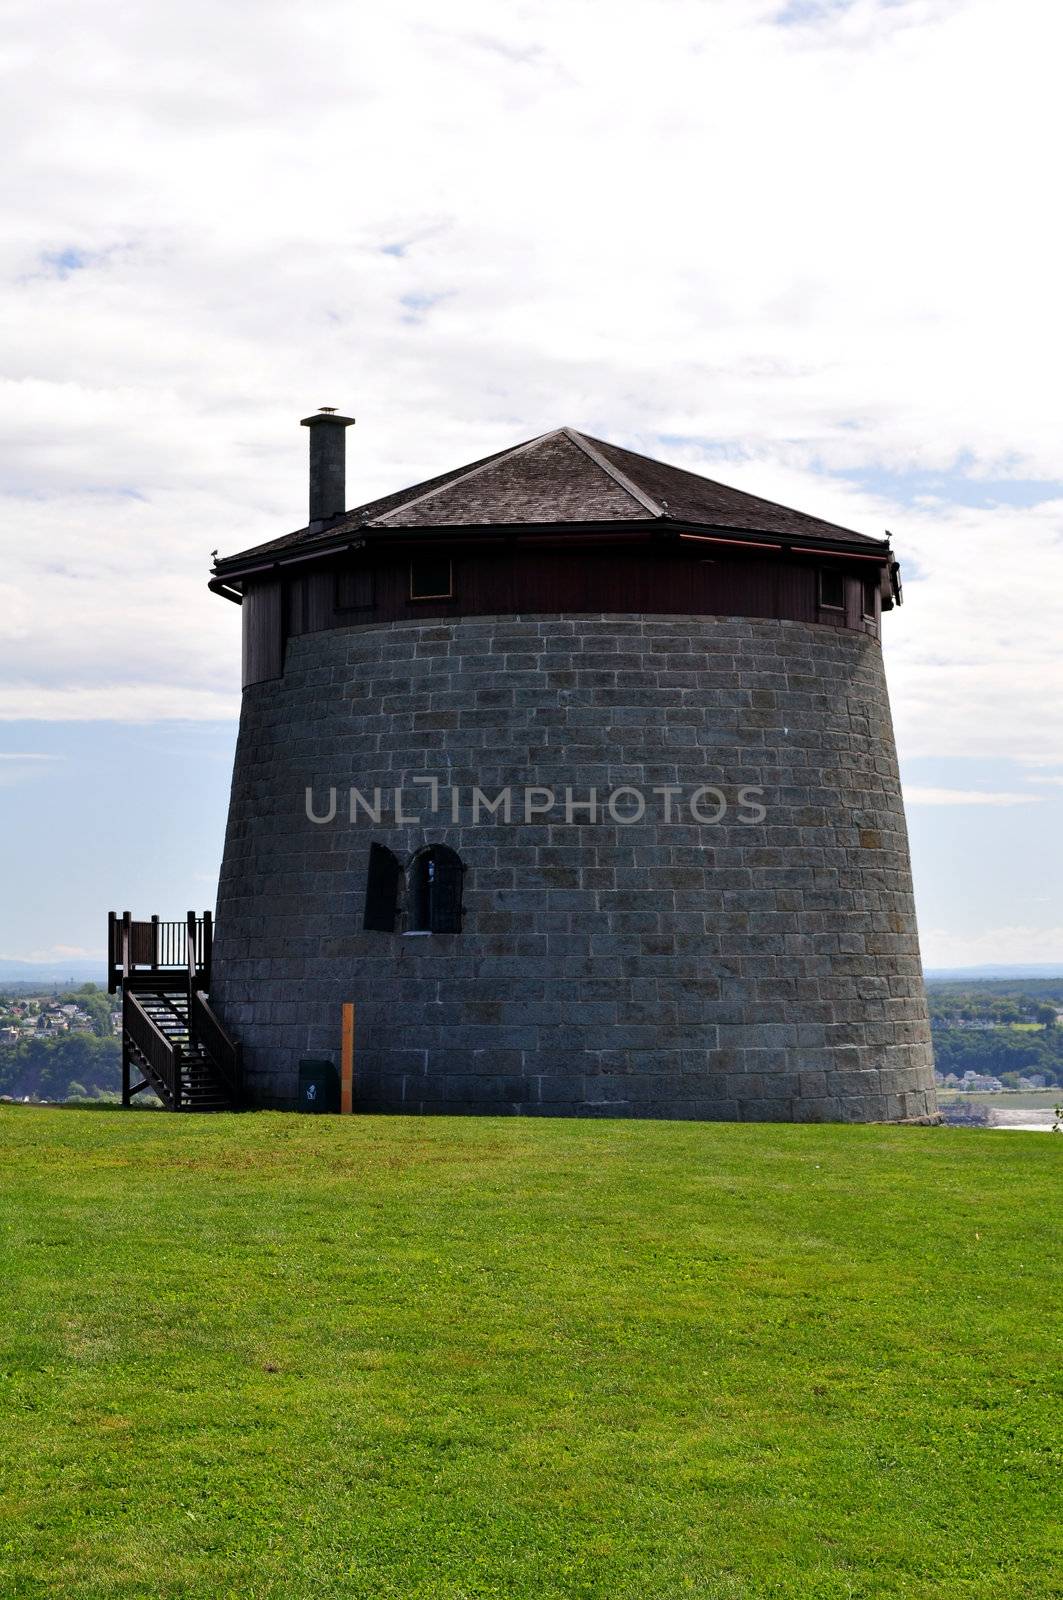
[960,1071,1004,1092]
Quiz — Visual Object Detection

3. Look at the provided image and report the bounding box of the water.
[988,1110,1057,1132]
[938,1093,1059,1132]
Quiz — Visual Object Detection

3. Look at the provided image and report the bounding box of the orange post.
[340,1003,355,1114]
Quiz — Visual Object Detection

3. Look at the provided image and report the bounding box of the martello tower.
[208,414,937,1123]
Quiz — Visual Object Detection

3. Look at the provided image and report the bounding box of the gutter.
[211,519,893,590]
[208,578,243,606]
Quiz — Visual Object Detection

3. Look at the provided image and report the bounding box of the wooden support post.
[121,986,130,1108]
[341,1003,355,1114]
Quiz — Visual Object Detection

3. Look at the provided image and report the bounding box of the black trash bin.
[297,1058,339,1113]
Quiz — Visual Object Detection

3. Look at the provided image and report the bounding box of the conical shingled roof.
[215,426,881,570]
[375,429,657,527]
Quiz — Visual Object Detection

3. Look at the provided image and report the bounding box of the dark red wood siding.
[244,545,881,686]
[242,579,284,687]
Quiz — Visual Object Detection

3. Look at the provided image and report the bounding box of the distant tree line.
[928,966,1063,1017]
[930,998,1057,1026]
[932,1026,1063,1087]
[926,980,1063,1027]
[924,979,1063,1085]
[0,1035,121,1102]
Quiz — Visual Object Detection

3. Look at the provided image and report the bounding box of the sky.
[1,0,1061,970]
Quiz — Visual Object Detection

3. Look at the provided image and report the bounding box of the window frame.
[409,557,454,602]
[818,569,846,612]
[406,844,465,935]
[334,563,376,614]
[862,577,879,620]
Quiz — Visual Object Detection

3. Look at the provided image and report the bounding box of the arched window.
[407,845,464,934]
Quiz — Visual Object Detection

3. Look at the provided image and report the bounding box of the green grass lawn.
[0,1108,1059,1600]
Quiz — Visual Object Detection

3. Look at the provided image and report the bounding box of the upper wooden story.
[209,423,901,688]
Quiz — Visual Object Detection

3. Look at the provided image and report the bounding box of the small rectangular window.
[819,570,845,610]
[410,557,453,601]
[863,578,878,619]
[335,566,374,611]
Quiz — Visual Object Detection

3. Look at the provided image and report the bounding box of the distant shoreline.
[937,1089,1058,1130]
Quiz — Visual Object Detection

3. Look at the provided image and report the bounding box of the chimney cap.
[301,409,355,427]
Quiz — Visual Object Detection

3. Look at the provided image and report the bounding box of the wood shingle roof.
[215,426,884,572]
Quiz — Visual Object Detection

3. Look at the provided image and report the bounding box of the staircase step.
[124,983,238,1114]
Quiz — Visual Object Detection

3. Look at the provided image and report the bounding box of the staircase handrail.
[123,988,182,1110]
[191,990,242,1104]
[108,912,213,994]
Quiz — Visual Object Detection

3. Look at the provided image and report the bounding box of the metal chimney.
[300,408,354,525]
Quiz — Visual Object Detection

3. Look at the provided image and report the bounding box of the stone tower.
[208,416,937,1123]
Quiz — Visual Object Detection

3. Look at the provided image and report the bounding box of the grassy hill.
[0,1109,1058,1600]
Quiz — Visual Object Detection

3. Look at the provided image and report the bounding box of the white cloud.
[1,0,1061,750]
[884,497,1063,764]
[903,787,1044,807]
[0,685,239,723]
[920,925,1063,970]
[0,944,97,962]
[621,449,1063,766]
[0,752,63,784]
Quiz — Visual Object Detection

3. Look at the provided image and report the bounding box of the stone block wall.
[211,613,937,1122]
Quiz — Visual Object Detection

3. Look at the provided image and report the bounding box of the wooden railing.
[123,988,181,1110]
[108,911,212,995]
[191,991,242,1103]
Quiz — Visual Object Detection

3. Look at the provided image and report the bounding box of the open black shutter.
[363,842,401,931]
[429,856,464,933]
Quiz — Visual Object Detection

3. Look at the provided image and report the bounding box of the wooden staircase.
[109,912,242,1113]
[123,980,239,1112]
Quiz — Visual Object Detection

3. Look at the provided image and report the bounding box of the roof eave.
[210,517,892,589]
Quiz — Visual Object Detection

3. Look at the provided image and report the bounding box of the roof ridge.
[370,428,563,526]
[582,432,870,543]
[561,427,665,518]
